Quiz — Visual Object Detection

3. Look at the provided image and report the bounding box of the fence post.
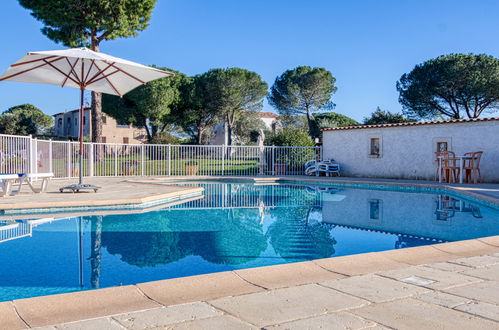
[29,136,36,175]
[88,143,94,177]
[221,145,225,176]
[48,139,53,175]
[168,144,171,176]
[114,144,118,176]
[66,140,71,178]
[141,144,145,176]
[271,146,275,176]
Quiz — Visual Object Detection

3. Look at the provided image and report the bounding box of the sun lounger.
[305,160,340,177]
[0,173,54,196]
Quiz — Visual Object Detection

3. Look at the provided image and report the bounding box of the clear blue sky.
[1,0,499,122]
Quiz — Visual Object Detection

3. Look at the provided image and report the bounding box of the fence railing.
[0,134,321,178]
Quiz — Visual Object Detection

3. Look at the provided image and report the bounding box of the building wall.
[53,110,147,144]
[322,121,499,182]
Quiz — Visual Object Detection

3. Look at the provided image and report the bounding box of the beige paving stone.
[313,252,408,276]
[0,301,27,330]
[112,302,221,329]
[235,261,344,289]
[321,274,429,303]
[13,285,160,328]
[444,281,499,305]
[423,261,472,272]
[54,318,124,330]
[454,301,499,322]
[448,255,499,268]
[136,271,263,306]
[350,298,498,330]
[478,235,499,247]
[167,315,257,330]
[264,311,376,329]
[433,240,499,257]
[461,264,499,281]
[378,265,482,289]
[414,291,471,308]
[209,284,368,327]
[379,246,456,265]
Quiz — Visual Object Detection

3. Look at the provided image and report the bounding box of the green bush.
[266,128,315,147]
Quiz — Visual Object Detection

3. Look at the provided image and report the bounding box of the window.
[83,116,86,125]
[437,142,448,152]
[369,199,382,221]
[58,118,62,127]
[74,118,78,126]
[102,116,107,124]
[67,117,71,128]
[123,137,129,144]
[370,138,380,157]
[101,136,107,143]
[116,124,130,128]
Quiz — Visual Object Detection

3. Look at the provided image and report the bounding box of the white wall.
[322,120,499,182]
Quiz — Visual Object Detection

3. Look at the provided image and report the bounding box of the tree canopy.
[103,68,186,142]
[397,53,499,119]
[268,66,337,138]
[266,127,314,147]
[363,107,413,125]
[0,104,53,136]
[19,0,158,142]
[314,112,359,130]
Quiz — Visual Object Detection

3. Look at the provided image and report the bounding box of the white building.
[210,111,279,145]
[322,117,499,182]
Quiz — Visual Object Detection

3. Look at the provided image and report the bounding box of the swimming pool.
[1,180,498,301]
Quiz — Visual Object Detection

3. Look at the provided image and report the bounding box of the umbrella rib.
[11,55,57,67]
[86,69,120,85]
[109,63,146,84]
[85,62,114,85]
[0,57,65,81]
[42,59,81,87]
[91,61,122,96]
[83,60,96,83]
[62,58,81,87]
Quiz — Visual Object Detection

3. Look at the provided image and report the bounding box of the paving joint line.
[202,300,261,328]
[231,270,269,290]
[9,301,31,329]
[132,285,165,307]
[310,260,351,277]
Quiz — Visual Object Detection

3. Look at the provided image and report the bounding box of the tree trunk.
[305,107,315,139]
[90,40,103,143]
[151,125,158,141]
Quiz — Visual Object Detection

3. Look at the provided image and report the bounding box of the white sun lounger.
[0,173,54,196]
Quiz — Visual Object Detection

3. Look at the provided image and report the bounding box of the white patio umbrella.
[0,48,174,192]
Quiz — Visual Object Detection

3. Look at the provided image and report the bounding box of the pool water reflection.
[0,181,498,301]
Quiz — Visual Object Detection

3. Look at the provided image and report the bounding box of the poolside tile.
[448,255,499,268]
[423,261,472,272]
[0,301,27,330]
[379,246,456,265]
[13,285,160,328]
[433,240,499,257]
[53,317,123,330]
[313,251,408,276]
[168,315,257,329]
[461,264,499,281]
[234,261,344,289]
[443,281,499,305]
[320,274,429,303]
[136,271,263,306]
[414,291,471,308]
[350,298,498,330]
[208,284,368,327]
[112,302,221,329]
[454,301,499,322]
[264,311,376,329]
[378,265,482,289]
[478,235,499,247]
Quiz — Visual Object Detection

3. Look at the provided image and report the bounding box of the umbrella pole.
[79,88,84,185]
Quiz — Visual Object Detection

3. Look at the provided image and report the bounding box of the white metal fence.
[0,134,321,178]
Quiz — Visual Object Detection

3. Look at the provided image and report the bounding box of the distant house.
[53,107,147,144]
[210,111,279,145]
[322,117,499,182]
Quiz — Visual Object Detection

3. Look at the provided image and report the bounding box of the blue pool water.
[1,181,498,301]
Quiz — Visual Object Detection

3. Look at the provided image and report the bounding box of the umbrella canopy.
[0,48,174,192]
[0,47,174,96]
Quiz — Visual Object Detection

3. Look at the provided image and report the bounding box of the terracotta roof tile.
[321,117,499,131]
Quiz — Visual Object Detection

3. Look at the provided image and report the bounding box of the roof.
[321,117,499,131]
[257,111,278,118]
[53,107,91,117]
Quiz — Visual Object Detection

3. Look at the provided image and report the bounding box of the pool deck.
[1,176,499,329]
